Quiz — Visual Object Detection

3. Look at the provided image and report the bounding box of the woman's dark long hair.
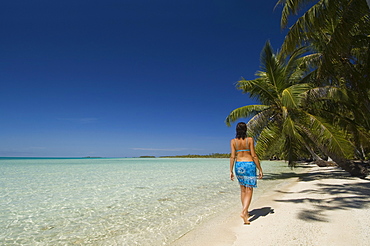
[235,122,247,139]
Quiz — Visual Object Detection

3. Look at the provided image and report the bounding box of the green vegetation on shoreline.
[139,153,231,158]
[161,153,230,158]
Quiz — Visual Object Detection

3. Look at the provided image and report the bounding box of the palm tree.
[276,0,370,122]
[274,0,370,176]
[226,41,355,168]
[277,0,370,104]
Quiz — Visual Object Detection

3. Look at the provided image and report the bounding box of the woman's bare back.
[234,137,254,161]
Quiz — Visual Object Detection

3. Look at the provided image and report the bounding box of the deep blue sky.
[1,0,287,157]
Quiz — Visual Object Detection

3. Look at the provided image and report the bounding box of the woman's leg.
[240,185,253,224]
[240,185,245,207]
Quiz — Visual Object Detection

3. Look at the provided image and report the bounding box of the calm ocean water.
[0,158,308,245]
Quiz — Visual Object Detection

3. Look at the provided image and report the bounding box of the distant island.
[139,153,230,158]
[158,153,230,158]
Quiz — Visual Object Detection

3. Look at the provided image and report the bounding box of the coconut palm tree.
[225,41,355,168]
[277,0,370,99]
[276,0,370,119]
[275,0,370,176]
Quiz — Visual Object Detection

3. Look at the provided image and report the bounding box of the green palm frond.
[279,115,307,165]
[295,52,322,72]
[280,135,305,166]
[355,127,370,152]
[237,77,278,105]
[260,41,286,94]
[281,46,311,85]
[275,0,320,29]
[303,86,349,104]
[282,114,301,138]
[303,112,354,158]
[281,0,333,54]
[246,108,277,138]
[225,104,270,126]
[281,0,370,59]
[284,46,308,69]
[254,123,282,158]
[327,1,370,51]
[281,83,311,109]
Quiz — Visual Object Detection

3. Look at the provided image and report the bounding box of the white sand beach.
[171,165,370,246]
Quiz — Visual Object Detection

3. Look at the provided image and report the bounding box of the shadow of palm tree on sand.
[273,169,370,222]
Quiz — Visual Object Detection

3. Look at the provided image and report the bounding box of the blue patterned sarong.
[235,161,257,188]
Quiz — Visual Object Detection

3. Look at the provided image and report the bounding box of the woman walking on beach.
[230,122,263,225]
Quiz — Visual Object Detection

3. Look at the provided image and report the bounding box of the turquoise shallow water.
[0,158,307,245]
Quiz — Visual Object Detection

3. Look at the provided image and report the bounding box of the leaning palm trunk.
[304,143,322,161]
[303,143,328,166]
[328,153,368,178]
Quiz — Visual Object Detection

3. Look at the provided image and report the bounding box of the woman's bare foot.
[240,212,250,225]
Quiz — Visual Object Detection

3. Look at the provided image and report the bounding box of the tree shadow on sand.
[263,166,367,182]
[262,172,306,181]
[298,168,359,182]
[261,164,316,180]
[273,173,370,222]
[248,207,275,222]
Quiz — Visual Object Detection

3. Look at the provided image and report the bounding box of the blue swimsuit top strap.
[235,138,250,152]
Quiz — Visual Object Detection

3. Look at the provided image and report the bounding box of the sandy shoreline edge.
[171,165,370,246]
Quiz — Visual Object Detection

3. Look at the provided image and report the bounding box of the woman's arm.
[230,139,236,181]
[249,137,263,179]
